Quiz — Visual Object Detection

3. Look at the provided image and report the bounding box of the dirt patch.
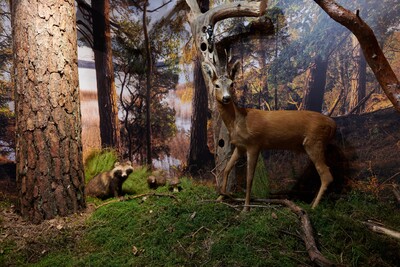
[0,203,95,264]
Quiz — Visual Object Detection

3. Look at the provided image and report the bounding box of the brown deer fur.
[203,62,337,211]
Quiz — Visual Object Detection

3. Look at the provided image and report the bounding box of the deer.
[202,61,337,211]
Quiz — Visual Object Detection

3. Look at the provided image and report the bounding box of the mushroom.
[168,177,181,193]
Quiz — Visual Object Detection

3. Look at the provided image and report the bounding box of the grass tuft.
[84,149,118,183]
[252,155,270,198]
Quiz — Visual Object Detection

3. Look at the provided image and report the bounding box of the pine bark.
[12,0,85,223]
[92,0,121,151]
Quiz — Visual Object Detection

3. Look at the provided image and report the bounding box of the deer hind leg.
[304,141,333,209]
[243,149,259,212]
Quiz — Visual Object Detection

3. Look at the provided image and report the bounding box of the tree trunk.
[349,35,367,114]
[143,0,153,168]
[314,0,400,112]
[92,0,121,151]
[187,58,214,176]
[12,0,85,223]
[187,0,213,177]
[302,56,329,112]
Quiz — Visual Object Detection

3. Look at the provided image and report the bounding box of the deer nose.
[222,95,231,103]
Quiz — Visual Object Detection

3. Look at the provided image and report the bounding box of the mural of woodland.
[0,0,399,266]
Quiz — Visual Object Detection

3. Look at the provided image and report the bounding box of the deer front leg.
[243,149,259,212]
[221,147,242,194]
[217,147,242,202]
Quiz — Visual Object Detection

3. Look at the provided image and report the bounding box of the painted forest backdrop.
[1,0,399,165]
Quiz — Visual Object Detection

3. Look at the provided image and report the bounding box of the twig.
[228,198,341,267]
[362,220,400,240]
[392,183,400,204]
[191,226,212,238]
[215,200,242,211]
[378,171,400,188]
[95,193,178,209]
[177,240,191,258]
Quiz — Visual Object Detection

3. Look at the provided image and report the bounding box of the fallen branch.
[362,220,400,240]
[95,193,178,210]
[229,198,341,267]
[378,171,400,188]
[392,183,400,204]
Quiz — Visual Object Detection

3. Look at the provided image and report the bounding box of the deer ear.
[230,60,240,80]
[202,62,216,80]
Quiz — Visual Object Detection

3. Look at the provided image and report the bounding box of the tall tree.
[301,55,329,112]
[91,0,121,151]
[349,34,367,113]
[142,0,153,167]
[187,0,214,177]
[12,0,85,223]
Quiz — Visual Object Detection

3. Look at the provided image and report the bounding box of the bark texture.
[92,0,121,150]
[314,0,400,112]
[143,0,153,167]
[349,35,367,114]
[301,56,328,112]
[187,58,214,176]
[12,0,85,223]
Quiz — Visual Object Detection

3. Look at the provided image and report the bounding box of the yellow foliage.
[181,41,197,65]
[175,83,194,103]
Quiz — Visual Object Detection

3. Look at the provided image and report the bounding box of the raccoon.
[85,161,134,199]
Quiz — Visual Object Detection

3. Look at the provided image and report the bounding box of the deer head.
[202,60,240,105]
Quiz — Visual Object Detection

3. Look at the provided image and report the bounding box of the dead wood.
[362,220,400,240]
[392,184,400,204]
[229,198,343,267]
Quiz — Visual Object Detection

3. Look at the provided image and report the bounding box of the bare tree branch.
[313,0,400,112]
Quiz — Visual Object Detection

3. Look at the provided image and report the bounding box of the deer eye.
[215,84,220,89]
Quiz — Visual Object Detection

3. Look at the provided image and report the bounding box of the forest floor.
[1,178,400,267]
[0,203,94,264]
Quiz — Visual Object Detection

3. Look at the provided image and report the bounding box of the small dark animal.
[147,170,166,189]
[85,161,134,199]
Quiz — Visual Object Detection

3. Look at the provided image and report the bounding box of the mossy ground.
[1,151,399,266]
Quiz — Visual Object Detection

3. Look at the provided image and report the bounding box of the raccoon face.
[113,161,134,179]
